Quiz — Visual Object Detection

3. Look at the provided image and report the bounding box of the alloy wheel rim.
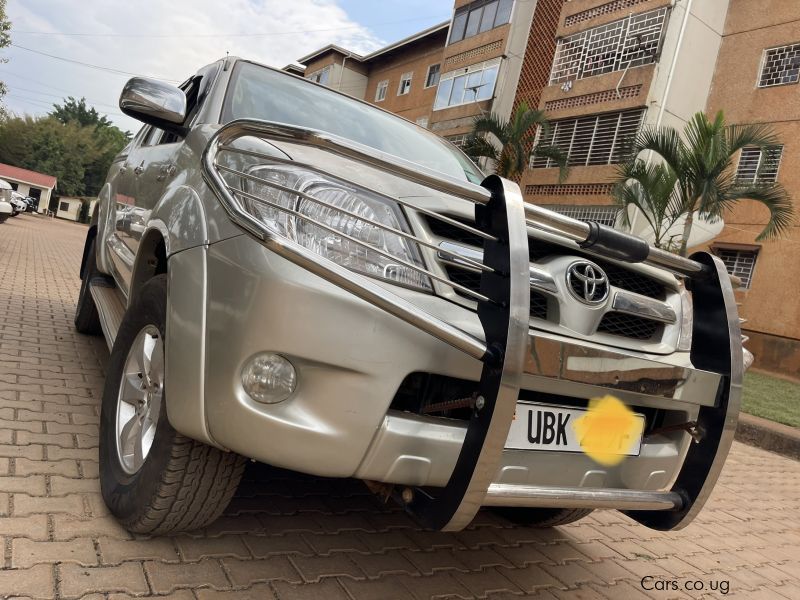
[115,324,164,475]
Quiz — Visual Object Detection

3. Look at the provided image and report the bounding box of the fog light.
[241,353,296,404]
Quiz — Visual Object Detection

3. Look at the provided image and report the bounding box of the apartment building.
[293,0,541,142]
[516,0,730,229]
[704,0,800,373]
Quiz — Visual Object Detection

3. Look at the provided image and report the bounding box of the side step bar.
[90,281,126,351]
[484,484,684,511]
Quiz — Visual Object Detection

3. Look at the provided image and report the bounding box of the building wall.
[364,33,447,125]
[56,198,82,221]
[431,21,511,137]
[704,0,800,373]
[304,51,370,98]
[519,0,728,212]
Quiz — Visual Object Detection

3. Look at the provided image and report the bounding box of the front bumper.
[199,234,733,526]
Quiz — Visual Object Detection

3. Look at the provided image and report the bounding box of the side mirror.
[120,77,188,134]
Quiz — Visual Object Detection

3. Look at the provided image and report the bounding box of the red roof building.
[0,163,57,213]
[0,163,57,190]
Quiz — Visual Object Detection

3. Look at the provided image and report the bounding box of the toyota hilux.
[75,57,744,535]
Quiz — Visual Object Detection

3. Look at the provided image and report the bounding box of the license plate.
[505,402,645,455]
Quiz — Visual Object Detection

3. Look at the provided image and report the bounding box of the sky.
[2,0,454,132]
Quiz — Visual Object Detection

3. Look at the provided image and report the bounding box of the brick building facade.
[704,0,800,373]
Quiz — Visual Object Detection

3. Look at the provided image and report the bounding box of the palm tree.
[461,102,567,180]
[612,161,685,250]
[622,111,794,256]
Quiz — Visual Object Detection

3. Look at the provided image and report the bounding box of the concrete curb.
[735,412,800,460]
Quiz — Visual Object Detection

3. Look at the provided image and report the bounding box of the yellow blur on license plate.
[505,401,645,455]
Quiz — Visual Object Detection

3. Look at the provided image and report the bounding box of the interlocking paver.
[0,514,50,540]
[221,556,303,586]
[2,205,800,600]
[0,563,55,598]
[97,537,181,564]
[144,558,231,594]
[12,538,99,568]
[59,562,150,598]
[175,534,252,561]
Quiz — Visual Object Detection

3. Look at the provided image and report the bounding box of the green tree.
[0,0,12,117]
[461,102,567,180]
[0,105,129,197]
[623,111,794,256]
[611,161,685,249]
[50,97,113,129]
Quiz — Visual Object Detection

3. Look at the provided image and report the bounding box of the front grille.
[445,266,548,319]
[427,215,671,345]
[428,217,665,300]
[597,312,659,340]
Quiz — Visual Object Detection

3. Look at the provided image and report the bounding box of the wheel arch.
[129,224,170,303]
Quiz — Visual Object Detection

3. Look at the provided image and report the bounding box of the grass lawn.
[741,372,800,428]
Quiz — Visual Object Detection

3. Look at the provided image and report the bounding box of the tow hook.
[648,421,705,444]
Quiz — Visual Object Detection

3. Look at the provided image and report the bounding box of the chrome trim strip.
[437,241,558,295]
[529,265,558,295]
[612,290,677,324]
[484,484,684,511]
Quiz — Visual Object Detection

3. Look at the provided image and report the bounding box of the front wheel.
[99,274,246,534]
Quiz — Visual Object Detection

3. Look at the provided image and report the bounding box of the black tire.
[492,507,593,528]
[100,274,246,534]
[74,238,103,335]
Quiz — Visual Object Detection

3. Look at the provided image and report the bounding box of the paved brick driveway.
[1,215,799,600]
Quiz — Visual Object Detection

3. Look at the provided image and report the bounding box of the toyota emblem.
[566,260,609,304]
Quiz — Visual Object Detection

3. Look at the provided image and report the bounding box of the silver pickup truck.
[76,57,743,535]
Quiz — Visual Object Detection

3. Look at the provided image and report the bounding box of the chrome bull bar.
[202,119,740,531]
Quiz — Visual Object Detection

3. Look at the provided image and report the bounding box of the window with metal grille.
[548,204,620,226]
[531,108,645,168]
[714,248,758,289]
[759,44,800,87]
[549,7,668,84]
[425,64,441,88]
[449,0,513,45]
[374,80,388,102]
[736,146,783,184]
[434,58,501,110]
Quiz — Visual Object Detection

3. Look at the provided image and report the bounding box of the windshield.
[222,61,482,184]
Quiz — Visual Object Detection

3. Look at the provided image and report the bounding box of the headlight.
[236,163,432,292]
